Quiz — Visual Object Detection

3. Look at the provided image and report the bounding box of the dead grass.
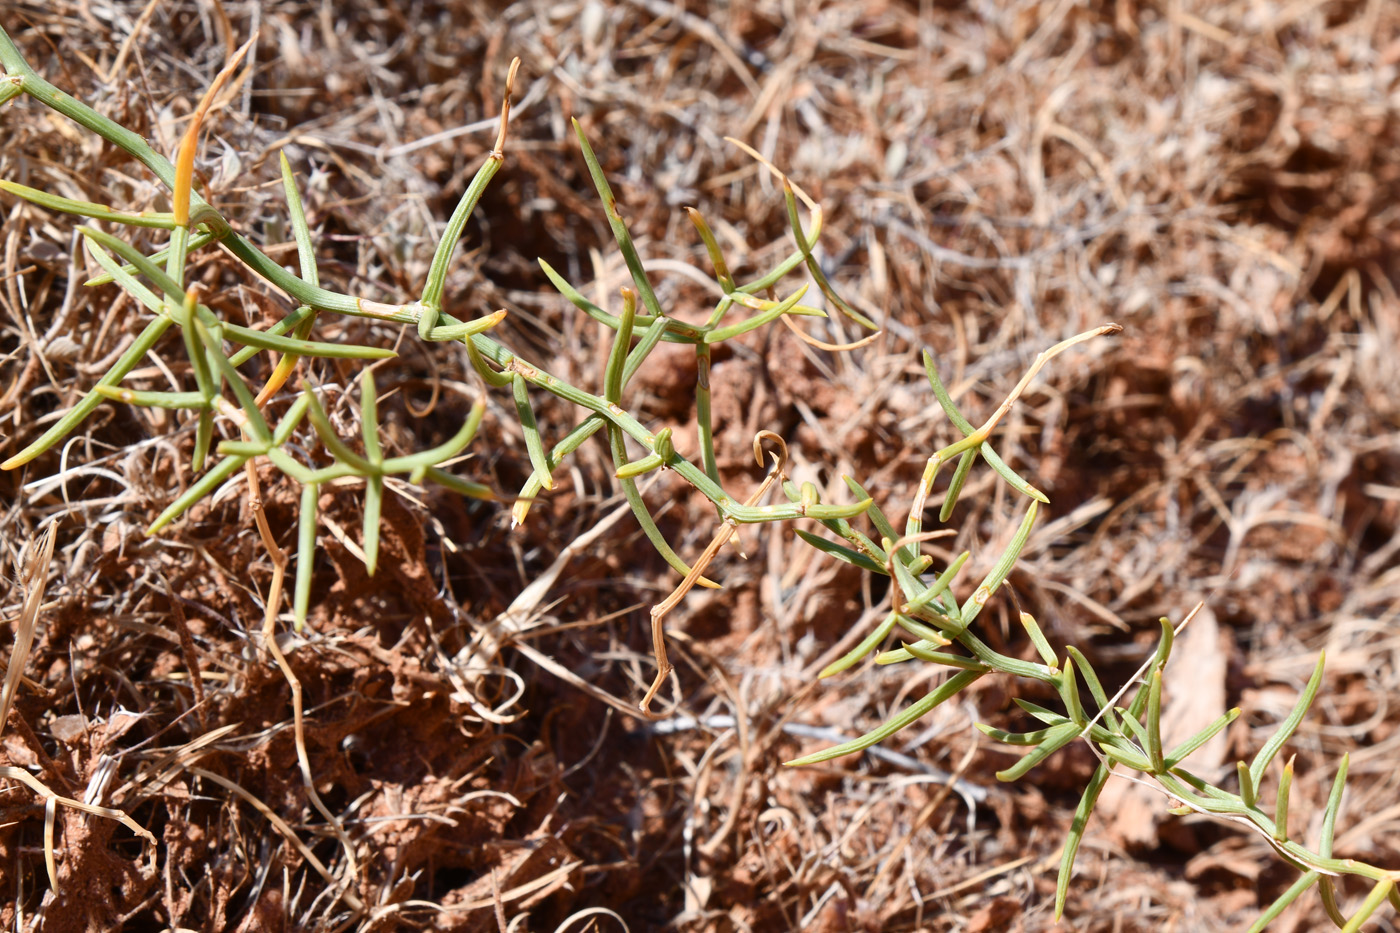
[1,0,1398,930]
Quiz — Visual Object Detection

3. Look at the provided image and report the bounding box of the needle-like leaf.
[785,671,983,766]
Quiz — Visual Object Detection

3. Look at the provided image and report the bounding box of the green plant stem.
[1,316,174,470]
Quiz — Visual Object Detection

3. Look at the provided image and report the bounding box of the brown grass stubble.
[0,0,1397,930]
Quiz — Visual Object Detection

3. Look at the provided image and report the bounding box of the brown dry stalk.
[640,431,789,715]
[0,525,154,893]
[0,521,52,731]
[172,34,255,227]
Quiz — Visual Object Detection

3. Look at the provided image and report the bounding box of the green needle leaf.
[1245,871,1320,933]
[84,231,221,286]
[939,449,977,520]
[2,314,174,470]
[818,610,899,679]
[278,151,319,286]
[981,441,1048,503]
[538,259,698,344]
[1100,743,1154,772]
[422,309,508,342]
[93,387,208,409]
[703,285,810,344]
[890,613,951,647]
[1060,657,1086,726]
[83,234,166,313]
[1274,755,1295,842]
[295,482,318,630]
[465,337,514,388]
[1164,708,1239,767]
[785,670,983,766]
[0,178,177,227]
[902,552,969,618]
[995,721,1080,781]
[976,721,1074,746]
[695,344,717,483]
[958,500,1039,627]
[607,424,716,587]
[605,287,637,403]
[1319,753,1349,859]
[512,373,552,490]
[420,130,508,315]
[1237,761,1257,810]
[1249,652,1325,791]
[794,530,885,574]
[898,641,988,672]
[422,467,496,500]
[779,177,877,330]
[1152,616,1176,670]
[510,415,606,526]
[224,321,397,360]
[1056,762,1112,920]
[381,397,486,474]
[621,307,672,389]
[1146,668,1165,771]
[923,350,976,434]
[301,385,375,475]
[146,453,244,534]
[362,474,383,576]
[1021,612,1059,670]
[193,318,271,443]
[684,206,735,292]
[616,451,665,479]
[572,119,667,321]
[360,370,382,465]
[1064,646,1116,731]
[228,305,316,366]
[1339,879,1393,933]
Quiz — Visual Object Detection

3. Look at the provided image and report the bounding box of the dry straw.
[1,523,156,895]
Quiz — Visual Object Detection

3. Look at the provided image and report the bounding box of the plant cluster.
[1,21,1393,931]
